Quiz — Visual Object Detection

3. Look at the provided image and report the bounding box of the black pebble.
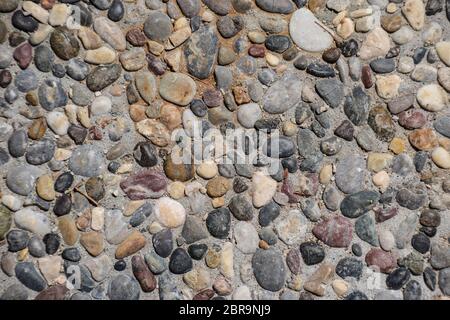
[6,230,30,252]
[43,233,60,255]
[188,243,208,260]
[12,11,38,33]
[62,247,81,262]
[108,0,125,22]
[152,229,173,258]
[53,194,72,216]
[340,39,358,57]
[411,233,430,254]
[386,267,411,290]
[299,242,325,265]
[114,260,127,271]
[169,248,192,274]
[54,172,74,193]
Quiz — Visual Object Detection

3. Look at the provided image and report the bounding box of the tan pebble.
[183,268,211,291]
[332,11,347,26]
[110,84,123,96]
[147,40,165,56]
[168,181,185,200]
[266,52,280,66]
[332,279,349,297]
[259,240,269,249]
[36,175,55,201]
[124,200,146,217]
[212,197,225,208]
[372,170,390,191]
[319,164,333,184]
[336,18,354,39]
[206,176,231,198]
[439,137,450,151]
[30,24,53,46]
[148,221,163,234]
[159,104,182,130]
[77,107,91,128]
[17,248,28,261]
[115,230,146,259]
[80,231,103,257]
[432,147,450,169]
[197,160,218,179]
[154,197,186,228]
[165,49,182,71]
[220,242,234,279]
[367,153,393,172]
[389,137,406,154]
[129,104,147,122]
[54,148,72,161]
[77,27,103,50]
[386,3,397,13]
[205,247,221,269]
[282,121,298,136]
[376,74,401,99]
[58,215,79,245]
[91,207,105,231]
[116,163,133,174]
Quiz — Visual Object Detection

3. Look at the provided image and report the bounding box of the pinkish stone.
[13,43,32,69]
[398,109,427,129]
[373,206,398,223]
[281,173,319,203]
[312,215,353,247]
[365,248,397,273]
[120,170,167,200]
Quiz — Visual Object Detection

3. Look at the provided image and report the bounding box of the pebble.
[252,248,287,292]
[15,262,46,292]
[312,215,353,247]
[154,197,186,228]
[108,274,140,300]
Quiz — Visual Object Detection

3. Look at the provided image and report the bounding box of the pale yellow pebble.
[147,40,165,56]
[17,248,29,261]
[432,147,450,169]
[148,221,163,234]
[332,279,349,297]
[332,11,347,26]
[77,107,91,128]
[197,160,218,179]
[386,3,397,13]
[116,163,133,174]
[124,200,146,217]
[367,153,393,172]
[174,17,189,30]
[283,121,298,136]
[168,181,185,199]
[372,171,390,191]
[54,148,72,161]
[266,53,280,67]
[389,137,406,154]
[212,197,225,208]
[65,104,78,124]
[319,164,333,185]
[336,18,354,39]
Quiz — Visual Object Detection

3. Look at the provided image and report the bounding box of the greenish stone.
[0,205,12,240]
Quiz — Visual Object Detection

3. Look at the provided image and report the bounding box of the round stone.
[143,11,173,42]
[252,248,287,292]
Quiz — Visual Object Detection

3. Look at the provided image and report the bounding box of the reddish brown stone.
[365,248,397,273]
[120,169,167,200]
[398,109,427,129]
[89,126,103,140]
[193,289,215,300]
[374,206,398,223]
[203,88,223,107]
[41,0,56,10]
[286,248,301,275]
[131,255,156,292]
[248,44,265,58]
[312,215,353,248]
[35,285,69,300]
[126,28,147,47]
[361,65,373,89]
[13,42,32,69]
[408,128,439,151]
[0,70,12,88]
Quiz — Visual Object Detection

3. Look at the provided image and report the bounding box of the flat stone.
[312,215,353,247]
[159,72,196,106]
[184,25,218,79]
